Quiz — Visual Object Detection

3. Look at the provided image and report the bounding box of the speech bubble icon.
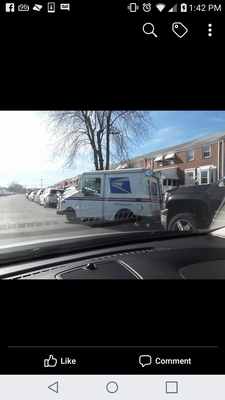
[60,3,70,10]
[139,355,152,367]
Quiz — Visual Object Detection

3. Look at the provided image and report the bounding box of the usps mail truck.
[56,168,162,224]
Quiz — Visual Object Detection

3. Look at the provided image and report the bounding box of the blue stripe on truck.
[65,197,162,203]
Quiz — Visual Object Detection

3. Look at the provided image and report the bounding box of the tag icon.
[172,22,188,38]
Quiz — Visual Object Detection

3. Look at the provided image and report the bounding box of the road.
[0,195,162,246]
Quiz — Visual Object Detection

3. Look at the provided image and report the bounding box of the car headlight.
[162,193,168,209]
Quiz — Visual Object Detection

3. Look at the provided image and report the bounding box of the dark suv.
[161,177,225,231]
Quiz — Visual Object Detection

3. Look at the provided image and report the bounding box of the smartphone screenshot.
[0,344,224,398]
[0,2,224,399]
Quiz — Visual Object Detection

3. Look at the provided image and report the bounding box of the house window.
[168,159,174,165]
[163,179,167,186]
[157,161,163,167]
[172,180,177,186]
[203,146,211,158]
[187,149,194,161]
[201,171,208,184]
[136,162,140,167]
[168,179,172,186]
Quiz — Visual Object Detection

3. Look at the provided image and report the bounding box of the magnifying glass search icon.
[143,23,158,37]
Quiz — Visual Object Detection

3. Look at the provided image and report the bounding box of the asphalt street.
[0,195,162,246]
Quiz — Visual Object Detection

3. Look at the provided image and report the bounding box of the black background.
[1,1,223,109]
[0,1,224,375]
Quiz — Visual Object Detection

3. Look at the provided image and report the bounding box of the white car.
[26,190,32,199]
[39,188,64,208]
[28,191,37,202]
[35,189,45,203]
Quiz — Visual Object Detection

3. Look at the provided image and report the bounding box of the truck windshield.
[76,178,82,191]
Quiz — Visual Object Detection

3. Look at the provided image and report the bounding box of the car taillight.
[48,194,54,197]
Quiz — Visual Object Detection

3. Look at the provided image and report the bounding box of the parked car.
[161,176,225,231]
[29,191,37,202]
[35,189,45,203]
[39,188,64,208]
[26,190,32,199]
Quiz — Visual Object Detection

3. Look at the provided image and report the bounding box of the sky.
[0,110,225,188]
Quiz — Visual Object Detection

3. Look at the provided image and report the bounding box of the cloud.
[157,127,174,134]
[198,126,214,131]
[149,126,181,145]
[209,117,225,122]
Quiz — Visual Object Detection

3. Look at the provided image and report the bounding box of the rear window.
[50,190,58,194]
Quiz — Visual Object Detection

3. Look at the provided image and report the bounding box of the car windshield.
[0,110,225,249]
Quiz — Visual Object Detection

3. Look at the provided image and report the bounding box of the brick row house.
[111,131,225,194]
[54,175,81,189]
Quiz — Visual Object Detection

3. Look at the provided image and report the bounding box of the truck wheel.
[168,213,199,231]
[115,209,134,221]
[66,210,76,222]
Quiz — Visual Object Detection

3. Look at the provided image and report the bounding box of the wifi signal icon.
[156,3,166,11]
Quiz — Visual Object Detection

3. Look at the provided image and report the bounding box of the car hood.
[167,184,213,196]
[62,189,80,199]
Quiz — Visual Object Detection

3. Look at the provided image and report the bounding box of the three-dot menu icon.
[208,24,212,36]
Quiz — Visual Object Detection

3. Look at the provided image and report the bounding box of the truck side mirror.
[145,169,154,177]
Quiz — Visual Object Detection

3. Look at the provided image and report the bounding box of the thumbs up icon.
[44,355,57,367]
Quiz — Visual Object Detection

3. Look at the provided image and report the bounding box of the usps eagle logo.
[109,177,131,194]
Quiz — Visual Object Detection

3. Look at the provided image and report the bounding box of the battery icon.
[181,3,187,11]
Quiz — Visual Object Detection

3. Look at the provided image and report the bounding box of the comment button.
[139,355,152,367]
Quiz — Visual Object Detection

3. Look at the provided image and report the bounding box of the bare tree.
[40,111,154,171]
[7,181,25,194]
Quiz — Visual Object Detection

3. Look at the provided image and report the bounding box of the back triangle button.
[48,381,58,393]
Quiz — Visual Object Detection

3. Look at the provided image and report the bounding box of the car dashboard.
[1,232,225,279]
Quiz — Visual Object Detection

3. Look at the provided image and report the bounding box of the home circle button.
[106,381,118,393]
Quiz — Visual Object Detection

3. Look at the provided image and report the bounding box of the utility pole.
[41,179,43,189]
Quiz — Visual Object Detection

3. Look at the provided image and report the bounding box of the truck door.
[148,178,162,217]
[81,175,104,219]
